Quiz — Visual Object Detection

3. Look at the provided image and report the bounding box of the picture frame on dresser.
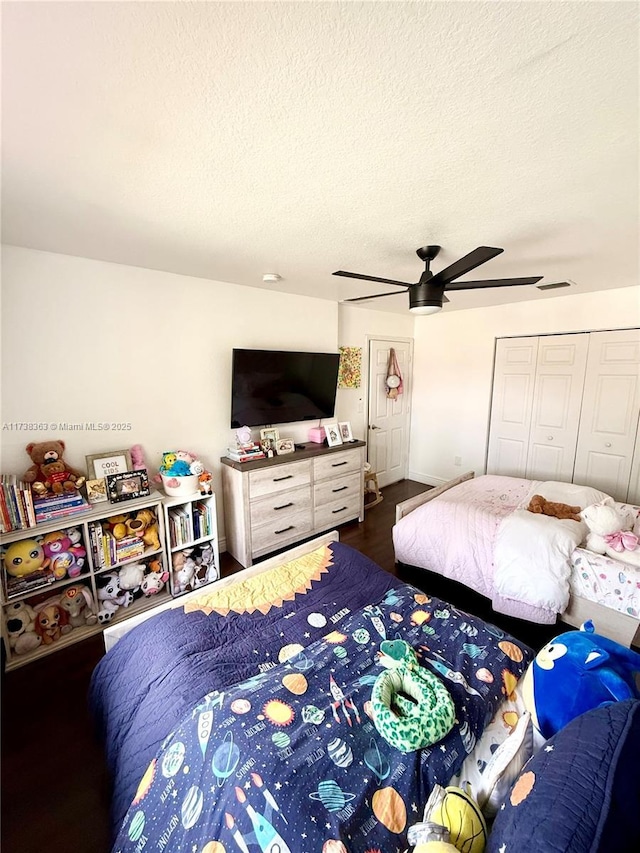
[86,449,132,480]
[324,423,342,447]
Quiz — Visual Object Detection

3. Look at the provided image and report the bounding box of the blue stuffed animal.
[522,620,640,740]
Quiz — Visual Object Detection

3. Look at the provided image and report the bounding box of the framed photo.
[85,477,108,504]
[86,449,132,480]
[324,423,343,447]
[338,421,354,442]
[275,438,295,455]
[106,469,150,503]
[260,428,280,443]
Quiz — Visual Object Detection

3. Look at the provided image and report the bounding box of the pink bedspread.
[392,475,554,622]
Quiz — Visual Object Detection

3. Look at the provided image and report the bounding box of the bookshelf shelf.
[162,493,220,597]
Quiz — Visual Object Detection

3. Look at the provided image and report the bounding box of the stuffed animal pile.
[580,496,640,567]
[171,543,217,595]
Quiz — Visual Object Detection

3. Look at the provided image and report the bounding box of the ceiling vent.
[536,280,575,291]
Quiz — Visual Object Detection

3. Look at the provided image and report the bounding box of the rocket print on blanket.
[113,586,532,853]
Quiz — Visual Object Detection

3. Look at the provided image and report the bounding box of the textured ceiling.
[2,1,638,314]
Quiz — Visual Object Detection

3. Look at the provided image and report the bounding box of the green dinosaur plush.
[371,639,455,753]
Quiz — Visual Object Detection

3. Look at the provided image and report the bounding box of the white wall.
[410,287,640,485]
[0,246,341,542]
[337,304,414,443]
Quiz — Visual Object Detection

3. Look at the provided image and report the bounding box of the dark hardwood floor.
[1,479,557,853]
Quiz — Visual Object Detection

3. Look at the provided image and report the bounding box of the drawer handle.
[331,461,348,467]
[274,502,293,510]
[275,525,294,535]
[332,486,348,493]
[273,474,294,482]
[332,506,348,514]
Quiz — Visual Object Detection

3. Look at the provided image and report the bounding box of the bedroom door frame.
[366,336,414,488]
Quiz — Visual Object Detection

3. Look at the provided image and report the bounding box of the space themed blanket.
[95,544,533,853]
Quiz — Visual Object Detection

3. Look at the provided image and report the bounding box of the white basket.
[160,473,200,498]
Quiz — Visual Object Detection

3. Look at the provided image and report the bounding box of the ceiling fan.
[334,245,543,315]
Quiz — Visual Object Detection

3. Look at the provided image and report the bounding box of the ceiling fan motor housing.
[410,279,443,309]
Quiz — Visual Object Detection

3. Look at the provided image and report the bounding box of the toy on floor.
[581,497,640,568]
[522,620,640,740]
[407,784,487,853]
[527,494,581,522]
[371,639,455,753]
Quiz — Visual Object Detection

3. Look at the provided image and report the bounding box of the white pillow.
[537,481,612,510]
[476,711,534,818]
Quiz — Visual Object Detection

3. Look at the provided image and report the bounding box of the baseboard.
[407,471,449,487]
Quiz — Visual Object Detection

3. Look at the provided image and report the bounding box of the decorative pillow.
[487,699,640,852]
[537,481,612,510]
[476,711,533,818]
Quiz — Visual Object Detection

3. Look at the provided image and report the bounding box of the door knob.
[370,425,381,430]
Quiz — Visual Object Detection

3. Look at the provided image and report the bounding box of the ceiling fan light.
[410,304,442,315]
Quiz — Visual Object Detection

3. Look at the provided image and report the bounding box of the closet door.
[525,334,589,482]
[573,329,640,501]
[487,337,539,477]
[628,416,640,506]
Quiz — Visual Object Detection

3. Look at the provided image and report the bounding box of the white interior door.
[573,329,640,500]
[367,338,412,488]
[487,337,539,477]
[525,333,589,481]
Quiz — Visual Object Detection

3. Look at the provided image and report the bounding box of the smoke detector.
[262,273,282,283]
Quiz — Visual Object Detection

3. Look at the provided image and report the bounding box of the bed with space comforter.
[90,538,533,852]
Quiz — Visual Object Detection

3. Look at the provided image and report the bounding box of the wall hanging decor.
[338,346,362,389]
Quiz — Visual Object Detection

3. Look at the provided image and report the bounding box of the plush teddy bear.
[22,440,85,496]
[95,572,134,623]
[527,494,582,522]
[4,600,42,655]
[581,497,640,568]
[58,585,98,628]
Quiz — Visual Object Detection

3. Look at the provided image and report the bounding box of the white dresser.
[221,441,366,567]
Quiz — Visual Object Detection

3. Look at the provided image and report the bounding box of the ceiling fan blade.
[442,294,449,303]
[446,276,543,291]
[333,270,412,287]
[343,290,409,303]
[429,246,504,287]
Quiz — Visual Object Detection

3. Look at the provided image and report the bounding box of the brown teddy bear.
[527,494,582,522]
[23,440,85,496]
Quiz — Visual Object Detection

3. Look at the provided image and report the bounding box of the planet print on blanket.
[308,780,356,812]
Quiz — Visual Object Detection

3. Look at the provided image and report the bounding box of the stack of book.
[89,522,146,569]
[192,502,212,540]
[33,492,90,524]
[226,442,266,463]
[168,506,194,548]
[0,474,37,532]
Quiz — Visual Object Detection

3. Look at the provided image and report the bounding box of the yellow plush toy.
[408,785,487,853]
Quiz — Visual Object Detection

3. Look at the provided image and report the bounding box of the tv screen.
[230,349,341,428]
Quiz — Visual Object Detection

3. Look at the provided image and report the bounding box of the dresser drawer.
[314,473,361,509]
[251,508,313,555]
[314,448,362,482]
[249,460,312,499]
[250,485,312,531]
[314,494,361,532]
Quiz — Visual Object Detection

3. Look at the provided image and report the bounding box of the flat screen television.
[230,348,341,428]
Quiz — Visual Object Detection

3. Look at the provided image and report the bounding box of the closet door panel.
[487,338,538,477]
[573,330,640,500]
[525,334,589,482]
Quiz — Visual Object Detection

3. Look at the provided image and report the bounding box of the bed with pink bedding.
[393,472,640,646]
